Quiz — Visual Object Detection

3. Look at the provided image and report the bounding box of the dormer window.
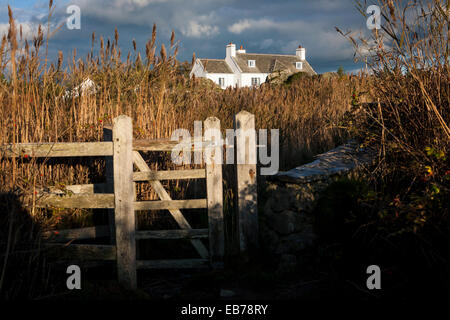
[248,60,256,67]
[296,62,303,70]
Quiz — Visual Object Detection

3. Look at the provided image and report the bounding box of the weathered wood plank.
[133,139,211,152]
[44,244,116,261]
[133,169,206,181]
[204,117,225,263]
[103,125,116,245]
[136,259,209,269]
[36,183,108,195]
[234,111,259,253]
[134,199,207,211]
[1,142,113,157]
[43,225,110,242]
[33,194,114,208]
[135,229,209,240]
[132,152,139,264]
[132,151,209,259]
[113,115,137,289]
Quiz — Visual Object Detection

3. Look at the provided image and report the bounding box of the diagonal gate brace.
[132,151,209,259]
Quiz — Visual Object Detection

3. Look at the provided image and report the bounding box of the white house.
[63,77,97,99]
[190,43,316,88]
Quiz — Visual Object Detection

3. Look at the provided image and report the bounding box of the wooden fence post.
[234,111,258,253]
[113,115,137,289]
[103,125,116,245]
[204,117,225,265]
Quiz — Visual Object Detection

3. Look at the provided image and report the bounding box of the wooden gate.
[109,115,224,288]
[1,112,258,290]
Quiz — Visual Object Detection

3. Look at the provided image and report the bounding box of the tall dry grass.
[340,0,449,199]
[0,4,364,196]
[319,0,450,299]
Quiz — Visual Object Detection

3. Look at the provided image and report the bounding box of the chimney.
[296,45,306,60]
[236,45,246,54]
[226,42,236,58]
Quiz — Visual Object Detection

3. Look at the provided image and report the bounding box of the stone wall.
[260,140,375,273]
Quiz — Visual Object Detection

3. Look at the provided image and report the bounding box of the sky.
[0,0,375,74]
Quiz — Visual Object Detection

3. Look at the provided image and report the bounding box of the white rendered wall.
[206,73,236,88]
[191,58,271,88]
[190,60,206,78]
[239,73,269,87]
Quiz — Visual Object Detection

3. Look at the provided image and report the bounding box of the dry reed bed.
[0,19,367,215]
[0,4,370,241]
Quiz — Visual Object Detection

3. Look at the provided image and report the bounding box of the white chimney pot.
[226,43,236,58]
[296,46,306,60]
[236,45,246,54]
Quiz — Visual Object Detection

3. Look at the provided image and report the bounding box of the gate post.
[113,115,137,289]
[103,125,116,245]
[234,111,258,253]
[204,117,225,265]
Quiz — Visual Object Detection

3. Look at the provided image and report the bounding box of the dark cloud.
[1,0,371,73]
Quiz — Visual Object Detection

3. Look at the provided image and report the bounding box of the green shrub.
[284,72,311,85]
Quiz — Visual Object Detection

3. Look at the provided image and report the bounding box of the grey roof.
[200,59,233,74]
[233,53,316,75]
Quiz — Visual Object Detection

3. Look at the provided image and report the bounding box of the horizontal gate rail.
[35,183,108,195]
[1,141,113,157]
[133,169,206,181]
[134,199,207,211]
[133,139,212,152]
[135,229,209,240]
[45,244,117,261]
[136,259,209,269]
[32,194,114,209]
[43,225,110,242]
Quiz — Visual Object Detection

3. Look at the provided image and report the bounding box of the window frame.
[248,60,256,67]
[218,77,225,87]
[251,77,260,86]
[296,62,303,70]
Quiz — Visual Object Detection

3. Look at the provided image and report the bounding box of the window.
[218,77,225,87]
[248,60,256,67]
[296,62,303,70]
[251,77,260,86]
